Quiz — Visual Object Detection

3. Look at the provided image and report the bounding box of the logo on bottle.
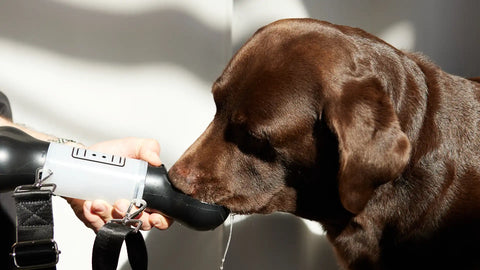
[71,148,126,167]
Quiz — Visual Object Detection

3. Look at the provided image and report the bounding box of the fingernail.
[153,219,163,229]
[92,203,106,213]
[153,218,161,226]
[150,152,162,164]
[84,201,92,211]
[116,202,128,213]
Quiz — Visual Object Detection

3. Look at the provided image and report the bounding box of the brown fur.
[169,19,480,269]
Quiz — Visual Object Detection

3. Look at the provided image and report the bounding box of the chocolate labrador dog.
[169,18,480,269]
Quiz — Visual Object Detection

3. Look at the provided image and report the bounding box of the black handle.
[143,165,230,231]
[0,126,49,191]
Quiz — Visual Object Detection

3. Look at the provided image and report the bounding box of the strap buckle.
[11,239,61,269]
[14,168,56,193]
[108,199,147,233]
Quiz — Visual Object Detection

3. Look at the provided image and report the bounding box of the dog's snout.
[171,165,196,184]
[169,162,203,195]
[170,164,187,179]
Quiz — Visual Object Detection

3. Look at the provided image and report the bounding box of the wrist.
[48,137,86,148]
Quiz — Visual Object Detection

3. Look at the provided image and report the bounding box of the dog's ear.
[325,78,411,214]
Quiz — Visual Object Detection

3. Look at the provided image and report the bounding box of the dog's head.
[169,19,411,219]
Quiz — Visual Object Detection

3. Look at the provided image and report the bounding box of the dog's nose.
[172,166,193,182]
[169,163,199,191]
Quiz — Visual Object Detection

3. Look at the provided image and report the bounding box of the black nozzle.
[143,165,230,231]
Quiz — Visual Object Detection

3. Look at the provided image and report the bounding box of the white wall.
[0,0,478,269]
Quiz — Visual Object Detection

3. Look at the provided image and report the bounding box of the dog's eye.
[225,124,276,162]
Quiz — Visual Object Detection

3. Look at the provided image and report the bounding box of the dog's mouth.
[167,169,232,211]
[168,179,285,216]
[167,166,286,216]
[172,183,231,210]
[176,185,234,212]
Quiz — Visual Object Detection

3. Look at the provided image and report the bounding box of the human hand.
[66,137,173,232]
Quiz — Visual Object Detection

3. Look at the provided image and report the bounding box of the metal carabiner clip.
[34,168,54,188]
[14,168,56,193]
[109,198,147,233]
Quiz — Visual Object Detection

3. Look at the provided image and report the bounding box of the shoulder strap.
[11,185,59,270]
[92,200,149,270]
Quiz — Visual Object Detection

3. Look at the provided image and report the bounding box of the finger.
[113,199,134,219]
[66,197,85,218]
[149,213,173,230]
[90,200,115,222]
[136,139,162,166]
[139,213,153,231]
[82,201,107,232]
[66,197,99,231]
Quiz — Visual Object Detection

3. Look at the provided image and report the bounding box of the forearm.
[0,116,84,147]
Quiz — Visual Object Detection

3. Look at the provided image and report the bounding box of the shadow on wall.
[127,224,225,270]
[221,214,340,270]
[232,0,480,77]
[300,0,480,77]
[139,214,340,270]
[0,0,228,83]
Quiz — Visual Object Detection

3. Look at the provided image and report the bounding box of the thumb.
[136,139,162,166]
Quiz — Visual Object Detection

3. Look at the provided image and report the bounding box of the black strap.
[11,188,59,270]
[92,222,148,270]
